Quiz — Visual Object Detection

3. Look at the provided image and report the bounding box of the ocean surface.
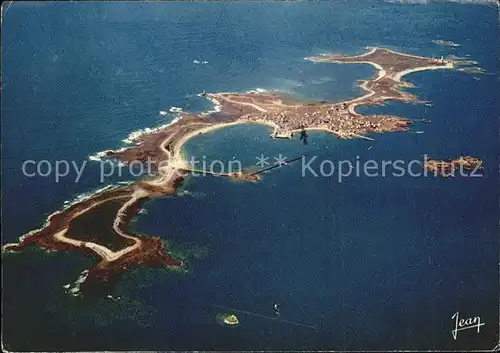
[2,1,498,351]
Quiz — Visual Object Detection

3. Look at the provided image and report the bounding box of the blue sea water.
[2,1,498,351]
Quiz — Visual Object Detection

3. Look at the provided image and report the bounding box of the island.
[222,314,239,326]
[3,47,477,296]
[215,312,240,326]
[423,156,483,177]
[431,39,461,47]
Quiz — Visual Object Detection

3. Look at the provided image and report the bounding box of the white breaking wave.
[2,184,123,251]
[169,115,183,125]
[121,115,183,145]
[159,110,169,116]
[246,88,269,94]
[63,270,89,297]
[169,106,183,113]
[88,150,108,162]
[88,146,128,162]
[201,96,222,116]
[117,181,134,185]
[193,60,208,64]
[62,184,117,209]
[122,127,158,144]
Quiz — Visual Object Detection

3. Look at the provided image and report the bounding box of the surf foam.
[64,270,89,297]
[169,107,183,113]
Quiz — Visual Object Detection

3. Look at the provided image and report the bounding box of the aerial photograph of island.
[1,1,498,351]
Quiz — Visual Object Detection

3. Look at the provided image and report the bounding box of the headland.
[3,47,473,295]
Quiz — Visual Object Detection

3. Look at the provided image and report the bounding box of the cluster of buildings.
[430,56,448,65]
[241,102,408,139]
